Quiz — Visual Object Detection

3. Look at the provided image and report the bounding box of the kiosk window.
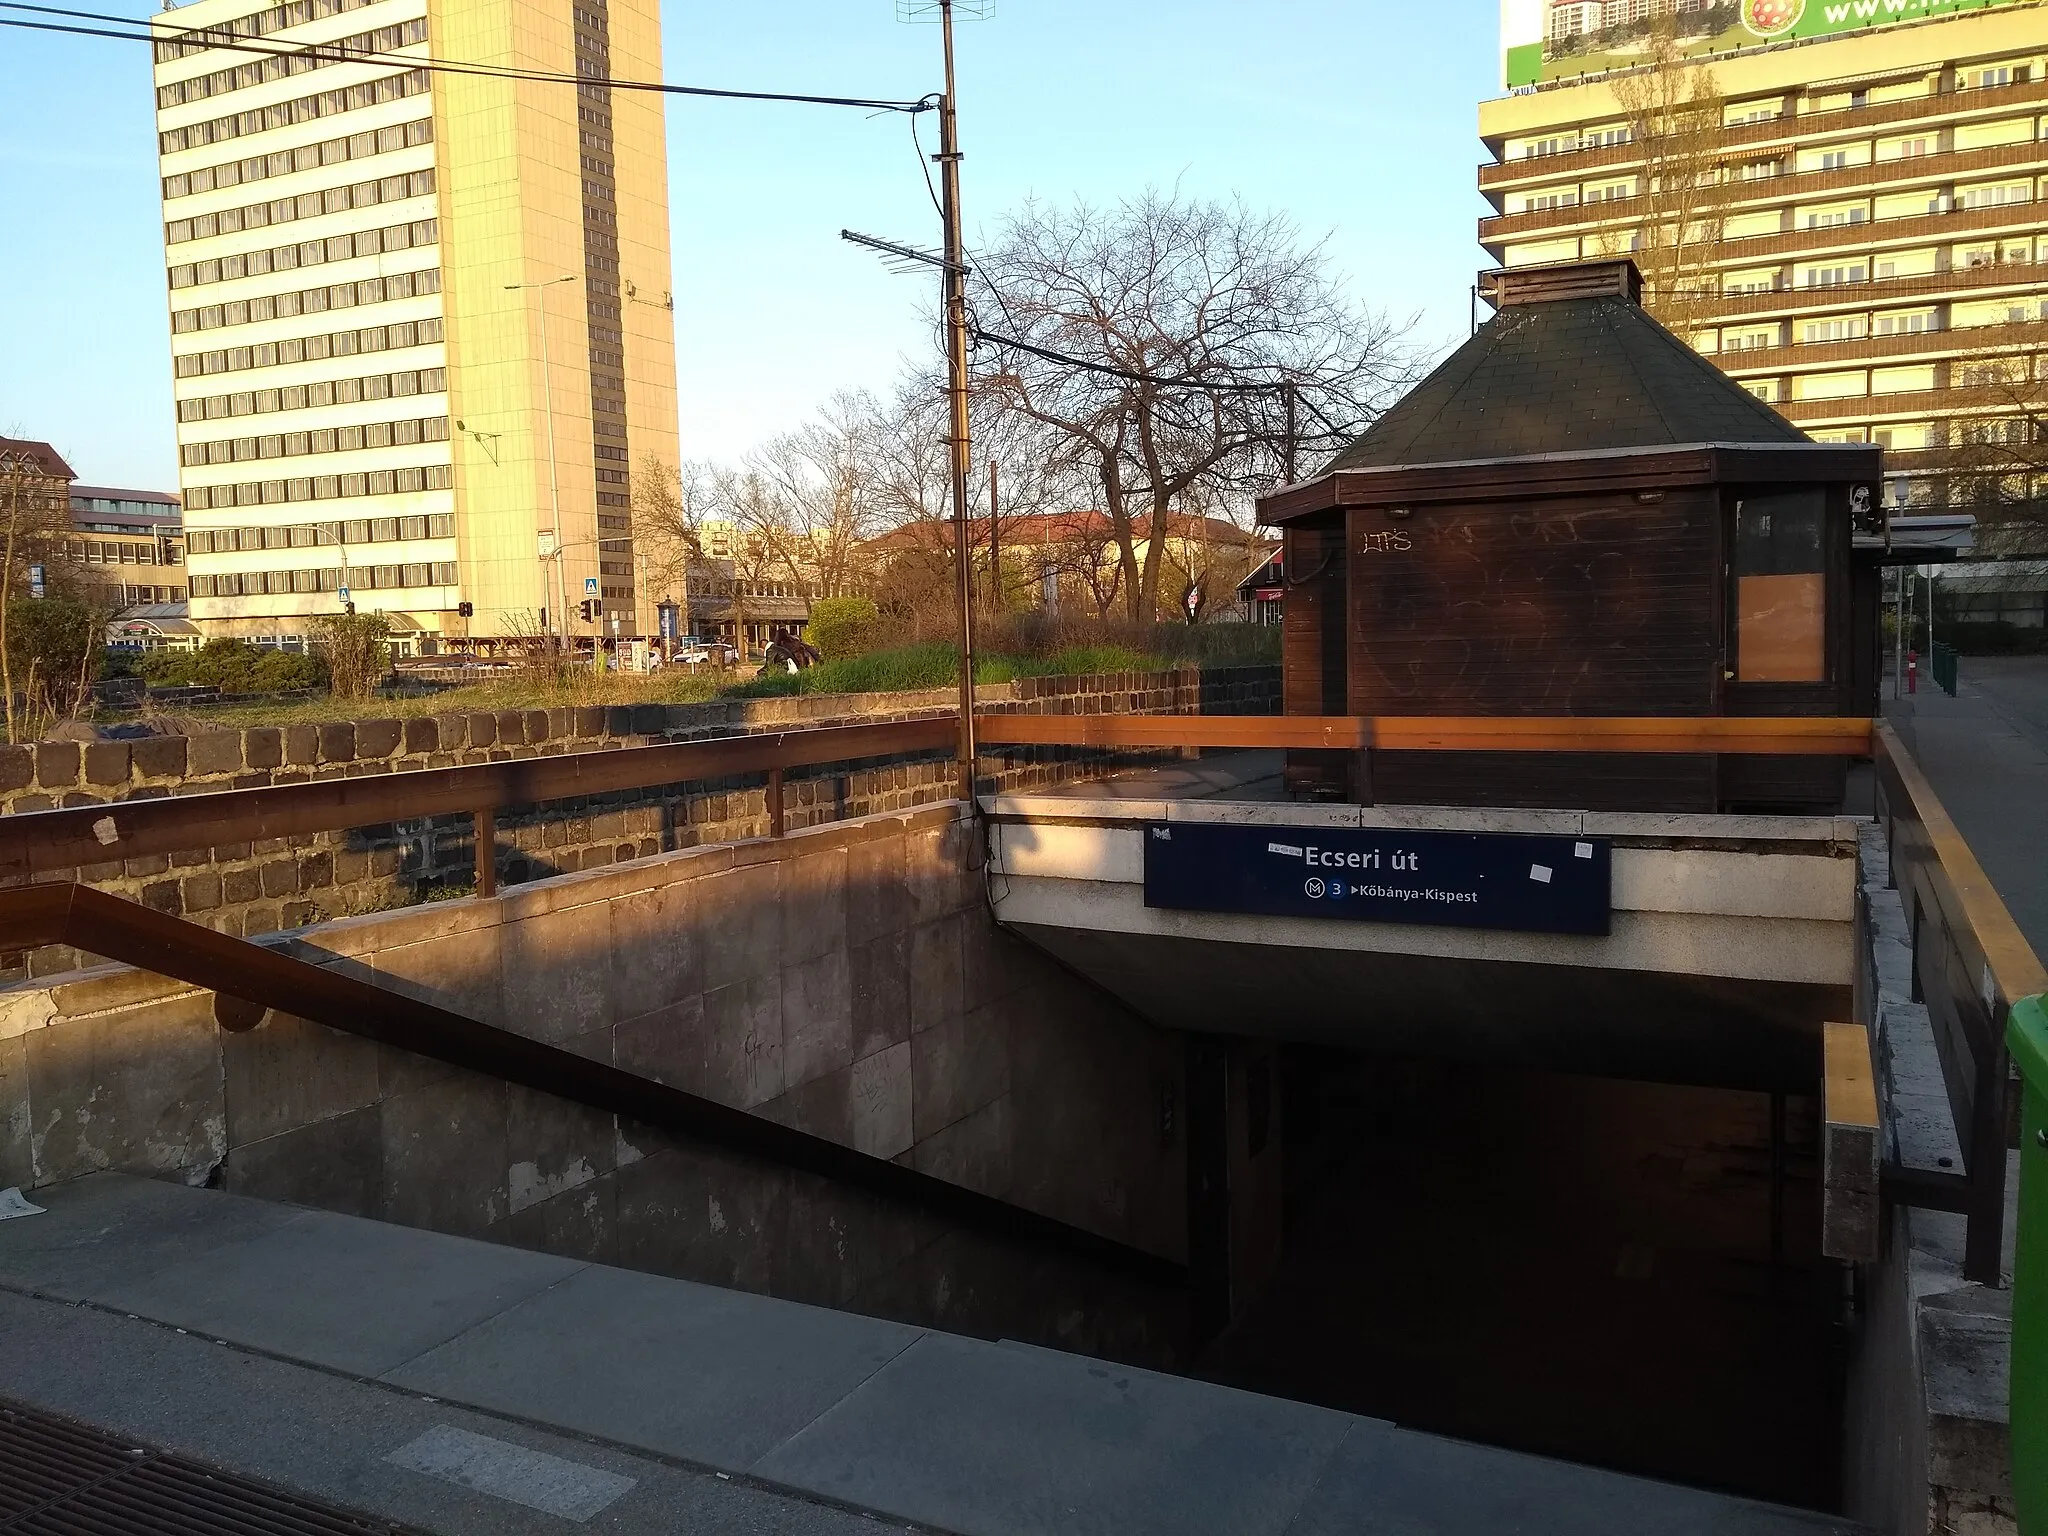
[1734,491,1825,683]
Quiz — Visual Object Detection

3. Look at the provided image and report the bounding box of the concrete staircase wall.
[0,803,1192,1361]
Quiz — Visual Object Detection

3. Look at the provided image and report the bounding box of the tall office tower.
[152,0,678,652]
[1481,2,2048,622]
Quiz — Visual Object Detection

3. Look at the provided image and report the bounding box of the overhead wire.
[971,327,1298,396]
[0,2,932,112]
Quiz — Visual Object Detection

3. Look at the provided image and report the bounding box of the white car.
[673,638,736,666]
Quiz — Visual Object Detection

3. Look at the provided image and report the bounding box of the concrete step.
[0,1174,1869,1536]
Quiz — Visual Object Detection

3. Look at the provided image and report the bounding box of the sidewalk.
[1886,656,2048,962]
[0,1175,1865,1536]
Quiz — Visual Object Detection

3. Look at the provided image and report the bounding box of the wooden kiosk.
[1257,259,1884,814]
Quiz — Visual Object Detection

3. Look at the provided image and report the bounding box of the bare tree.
[748,392,891,601]
[629,453,708,608]
[1159,488,1264,624]
[696,465,809,649]
[971,191,1416,622]
[1914,349,2048,557]
[1596,20,1733,338]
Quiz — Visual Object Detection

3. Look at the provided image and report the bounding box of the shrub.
[3,596,102,727]
[138,638,329,694]
[250,648,326,691]
[312,611,392,700]
[805,597,881,660]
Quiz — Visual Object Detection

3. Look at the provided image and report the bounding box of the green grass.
[125,628,1279,726]
[719,643,1171,699]
[136,667,732,729]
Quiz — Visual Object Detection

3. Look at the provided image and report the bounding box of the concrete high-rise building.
[1481,2,2048,624]
[151,0,678,653]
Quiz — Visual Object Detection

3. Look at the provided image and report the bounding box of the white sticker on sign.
[1529,864,1553,883]
[1574,842,1593,859]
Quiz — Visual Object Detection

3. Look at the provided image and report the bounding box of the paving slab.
[1282,1421,1865,1536]
[384,1424,638,1522]
[384,1263,922,1469]
[0,1288,878,1536]
[92,1199,586,1376]
[753,1330,1360,1536]
[0,1170,302,1302]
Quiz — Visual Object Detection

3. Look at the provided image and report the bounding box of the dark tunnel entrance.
[1190,1046,1849,1512]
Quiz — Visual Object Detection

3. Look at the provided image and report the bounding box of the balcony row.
[1481,136,2048,239]
[1706,314,2048,373]
[1489,200,2048,272]
[1480,75,2048,189]
[1698,256,2048,322]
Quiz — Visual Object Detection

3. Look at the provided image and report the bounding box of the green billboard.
[1504,0,2031,89]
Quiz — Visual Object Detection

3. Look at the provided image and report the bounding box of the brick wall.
[4,666,1278,978]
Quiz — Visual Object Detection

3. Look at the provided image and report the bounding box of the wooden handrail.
[1875,720,2048,1284]
[977,715,1372,750]
[1877,721,2048,1017]
[977,713,1874,756]
[0,881,1185,1289]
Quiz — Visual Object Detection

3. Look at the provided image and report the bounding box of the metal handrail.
[1,713,1876,895]
[0,881,1186,1289]
[2,717,956,893]
[1875,721,2048,1282]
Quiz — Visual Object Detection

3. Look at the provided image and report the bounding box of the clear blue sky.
[0,0,1502,489]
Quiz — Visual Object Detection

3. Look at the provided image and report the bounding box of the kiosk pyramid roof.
[1325,260,1807,476]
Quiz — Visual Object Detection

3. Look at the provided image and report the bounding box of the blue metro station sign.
[1142,822,1612,936]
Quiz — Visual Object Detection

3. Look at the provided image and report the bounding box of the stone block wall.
[0,803,1192,1362]
[4,666,1278,980]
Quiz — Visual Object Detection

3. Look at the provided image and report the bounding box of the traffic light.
[578,598,602,623]
[456,601,474,618]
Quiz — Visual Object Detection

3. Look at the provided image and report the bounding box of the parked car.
[673,637,737,666]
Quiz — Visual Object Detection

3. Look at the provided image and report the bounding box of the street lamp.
[505,273,578,648]
[316,523,354,613]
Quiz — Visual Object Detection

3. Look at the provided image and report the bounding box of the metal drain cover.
[0,1397,421,1534]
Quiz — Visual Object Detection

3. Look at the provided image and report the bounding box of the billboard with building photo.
[1502,0,2031,87]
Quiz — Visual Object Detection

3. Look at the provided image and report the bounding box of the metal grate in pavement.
[0,1398,423,1534]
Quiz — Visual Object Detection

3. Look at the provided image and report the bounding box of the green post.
[1931,641,1958,698]
[2008,993,2048,1532]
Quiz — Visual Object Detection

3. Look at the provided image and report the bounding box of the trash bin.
[2009,993,2048,1533]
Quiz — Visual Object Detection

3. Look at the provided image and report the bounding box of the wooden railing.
[1876,720,2048,1283]
[978,714,1874,756]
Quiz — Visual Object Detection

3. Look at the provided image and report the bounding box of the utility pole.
[1281,380,1298,484]
[987,459,1000,615]
[507,274,578,652]
[935,0,976,802]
